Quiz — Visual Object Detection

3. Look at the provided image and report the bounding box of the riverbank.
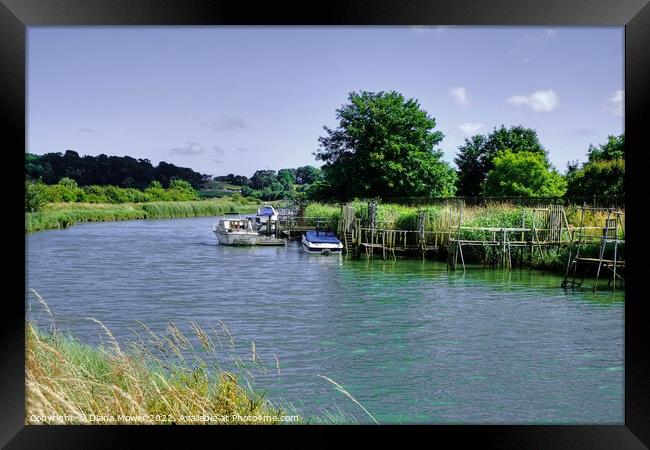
[26,317,299,425]
[26,199,624,277]
[305,201,624,273]
[25,198,261,233]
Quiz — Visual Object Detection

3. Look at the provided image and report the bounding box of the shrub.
[144,180,171,201]
[25,181,48,212]
[167,179,200,201]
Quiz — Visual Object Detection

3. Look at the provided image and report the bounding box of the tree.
[483,150,567,197]
[454,125,547,196]
[277,168,296,188]
[295,166,322,184]
[566,159,624,198]
[315,90,457,200]
[214,173,249,186]
[250,170,277,190]
[25,151,206,188]
[454,135,488,196]
[566,134,625,198]
[586,134,625,162]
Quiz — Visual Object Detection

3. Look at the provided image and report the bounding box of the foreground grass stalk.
[317,375,379,425]
[25,318,298,425]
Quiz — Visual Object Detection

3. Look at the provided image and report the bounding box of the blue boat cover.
[304,230,341,244]
[258,206,275,216]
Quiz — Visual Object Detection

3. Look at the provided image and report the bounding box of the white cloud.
[606,90,624,116]
[169,142,204,155]
[449,86,469,106]
[457,122,486,136]
[78,128,96,134]
[507,90,559,112]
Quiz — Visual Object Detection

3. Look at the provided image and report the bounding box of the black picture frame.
[2,0,648,447]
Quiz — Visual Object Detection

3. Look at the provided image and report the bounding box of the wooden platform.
[575,257,625,266]
[256,237,286,246]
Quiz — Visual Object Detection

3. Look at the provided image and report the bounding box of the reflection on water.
[26,217,624,424]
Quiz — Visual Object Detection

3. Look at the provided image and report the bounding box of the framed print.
[2,0,649,447]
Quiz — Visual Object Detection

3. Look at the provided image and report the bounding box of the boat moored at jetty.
[301,230,343,255]
[254,205,278,234]
[257,205,278,222]
[213,215,258,245]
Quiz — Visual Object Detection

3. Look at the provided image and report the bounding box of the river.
[26,216,624,424]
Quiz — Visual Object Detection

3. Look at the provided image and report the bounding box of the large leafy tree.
[314,90,457,200]
[454,135,488,198]
[483,150,567,197]
[277,168,297,188]
[294,166,322,184]
[566,134,624,198]
[454,125,547,196]
[250,170,277,190]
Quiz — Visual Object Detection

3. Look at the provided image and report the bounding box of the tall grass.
[25,292,366,425]
[26,198,261,233]
[25,322,300,424]
[304,201,623,233]
[26,204,148,233]
[25,294,299,424]
[141,200,255,219]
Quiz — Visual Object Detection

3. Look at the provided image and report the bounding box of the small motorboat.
[257,205,278,222]
[255,205,278,234]
[213,215,258,245]
[301,230,343,255]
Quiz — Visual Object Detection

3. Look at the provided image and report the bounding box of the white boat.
[301,230,343,255]
[254,205,278,234]
[257,205,278,222]
[213,216,258,245]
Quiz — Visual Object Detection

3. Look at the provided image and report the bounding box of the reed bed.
[305,201,623,233]
[26,198,261,233]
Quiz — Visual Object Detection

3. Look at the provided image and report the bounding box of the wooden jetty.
[561,207,625,291]
[337,203,451,260]
[271,200,624,290]
[447,204,574,271]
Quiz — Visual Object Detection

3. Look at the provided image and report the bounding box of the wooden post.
[594,209,612,291]
[502,229,506,267]
[458,240,465,271]
[612,238,618,290]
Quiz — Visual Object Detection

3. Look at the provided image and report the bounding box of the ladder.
[562,207,624,291]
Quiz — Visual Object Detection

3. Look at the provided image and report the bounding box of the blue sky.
[27,26,624,177]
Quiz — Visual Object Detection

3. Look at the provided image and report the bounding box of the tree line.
[309,90,624,202]
[211,166,323,200]
[25,151,208,189]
